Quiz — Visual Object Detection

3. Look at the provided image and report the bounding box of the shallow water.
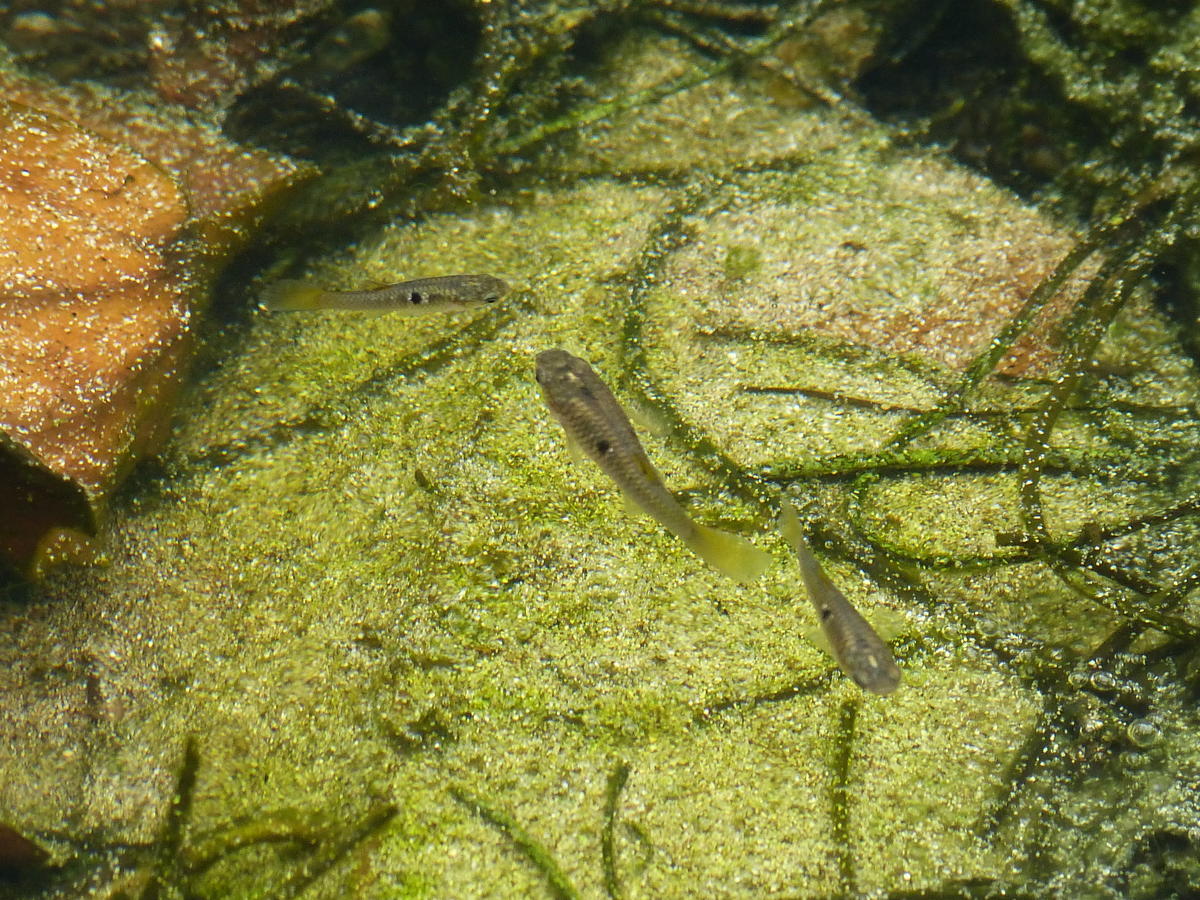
[2,4,1200,898]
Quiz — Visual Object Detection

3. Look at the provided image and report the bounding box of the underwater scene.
[1,1,1199,897]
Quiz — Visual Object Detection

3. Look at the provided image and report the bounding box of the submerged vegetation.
[2,0,1200,896]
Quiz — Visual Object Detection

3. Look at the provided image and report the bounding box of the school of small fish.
[263,273,902,695]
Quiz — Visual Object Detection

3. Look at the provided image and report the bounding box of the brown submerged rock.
[0,73,307,579]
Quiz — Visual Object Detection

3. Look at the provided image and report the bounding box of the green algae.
[1,6,1200,899]
[720,245,763,282]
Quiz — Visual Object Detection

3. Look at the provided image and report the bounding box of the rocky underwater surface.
[1,2,1199,897]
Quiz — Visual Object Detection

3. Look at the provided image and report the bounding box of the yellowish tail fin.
[688,524,772,584]
[261,279,329,311]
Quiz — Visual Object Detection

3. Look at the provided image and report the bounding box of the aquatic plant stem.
[885,193,1162,452]
[493,7,817,159]
[602,761,631,899]
[829,697,860,896]
[450,786,582,900]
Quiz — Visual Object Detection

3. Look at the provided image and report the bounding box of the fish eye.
[484,294,499,303]
[409,292,423,304]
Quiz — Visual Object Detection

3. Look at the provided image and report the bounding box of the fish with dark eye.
[778,497,901,695]
[535,348,772,584]
[261,273,508,313]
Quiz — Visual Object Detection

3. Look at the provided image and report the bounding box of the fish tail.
[688,524,772,584]
[777,498,824,585]
[777,497,803,548]
[261,279,329,311]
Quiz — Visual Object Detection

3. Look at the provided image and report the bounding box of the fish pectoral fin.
[620,490,646,518]
[688,524,773,584]
[862,606,908,642]
[563,433,587,465]
[801,623,834,657]
[626,398,671,438]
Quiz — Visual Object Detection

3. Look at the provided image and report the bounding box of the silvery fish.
[778,497,901,695]
[261,273,508,313]
[536,348,772,584]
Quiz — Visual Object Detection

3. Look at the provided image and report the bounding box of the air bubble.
[1089,670,1117,692]
[1119,750,1146,769]
[1126,719,1161,749]
[976,616,1000,637]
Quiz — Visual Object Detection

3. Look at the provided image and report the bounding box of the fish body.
[536,349,771,584]
[778,498,901,695]
[262,273,508,313]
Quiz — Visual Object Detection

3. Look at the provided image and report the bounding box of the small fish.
[261,273,508,313]
[778,498,901,695]
[536,349,772,584]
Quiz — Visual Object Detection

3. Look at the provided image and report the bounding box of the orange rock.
[0,74,308,579]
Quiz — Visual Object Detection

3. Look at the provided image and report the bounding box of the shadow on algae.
[2,1,1200,898]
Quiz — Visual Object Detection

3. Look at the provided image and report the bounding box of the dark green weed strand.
[493,3,817,158]
[185,306,518,473]
[829,697,860,897]
[602,761,631,899]
[761,444,1124,483]
[886,188,1166,452]
[886,236,1102,450]
[652,0,781,23]
[706,325,946,384]
[744,383,1197,422]
[1041,551,1198,640]
[1019,207,1184,546]
[142,736,201,898]
[274,802,398,900]
[450,786,582,900]
[182,811,328,877]
[1146,560,1200,617]
[620,185,776,510]
[976,692,1066,835]
[648,4,876,130]
[810,519,945,616]
[1070,494,1200,549]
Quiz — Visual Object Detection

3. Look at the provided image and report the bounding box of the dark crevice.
[858,0,1099,204]
[224,0,484,165]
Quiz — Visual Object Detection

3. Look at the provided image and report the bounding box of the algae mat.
[2,36,1200,900]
